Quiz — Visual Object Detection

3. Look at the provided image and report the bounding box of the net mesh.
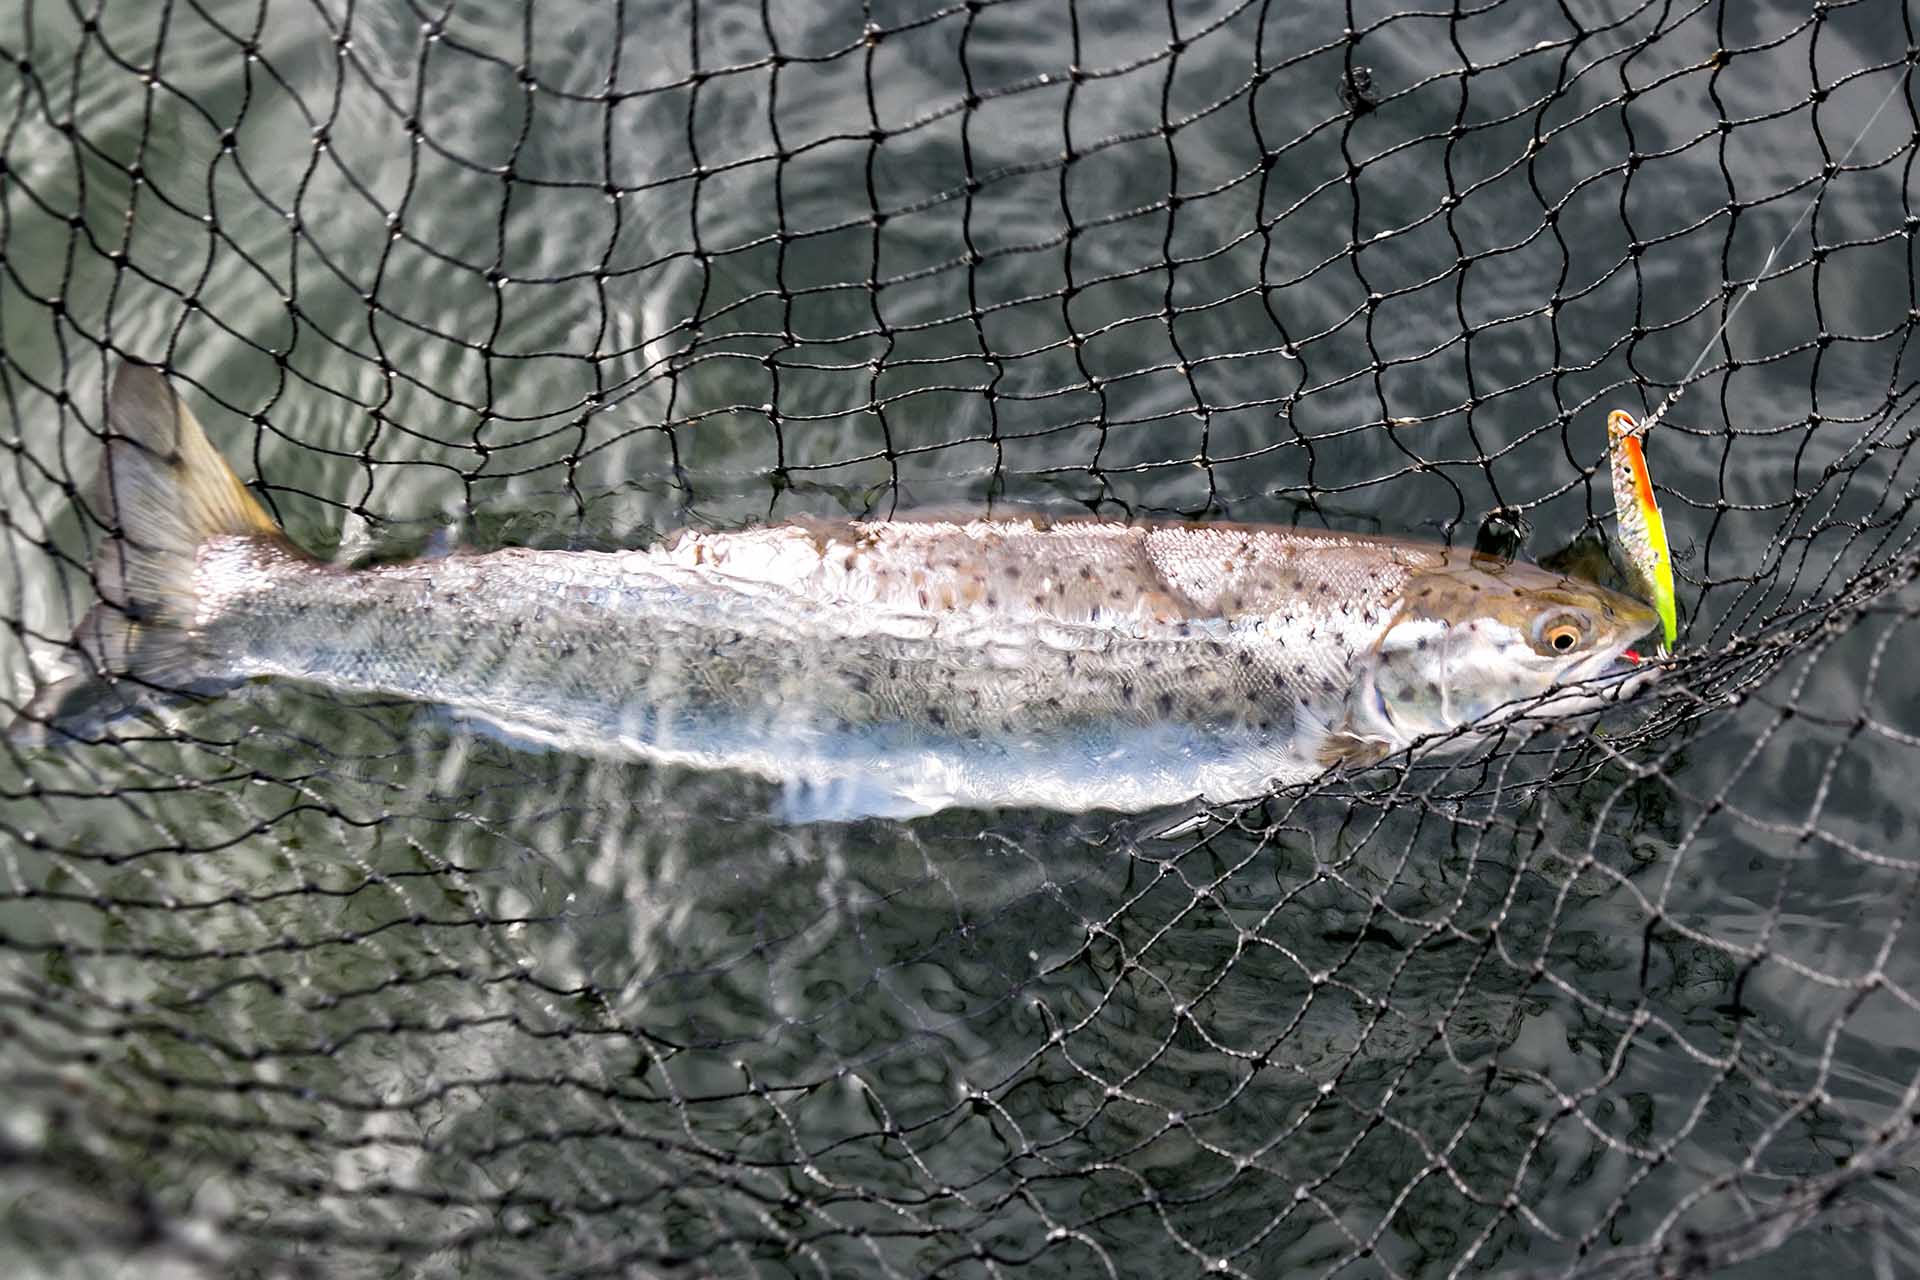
[3,0,1920,1276]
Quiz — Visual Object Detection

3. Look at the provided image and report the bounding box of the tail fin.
[8,361,291,744]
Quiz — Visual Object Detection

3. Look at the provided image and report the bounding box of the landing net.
[2,2,1918,1276]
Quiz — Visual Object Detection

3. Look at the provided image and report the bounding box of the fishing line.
[1635,61,1913,434]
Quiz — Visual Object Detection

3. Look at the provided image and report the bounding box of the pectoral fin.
[1316,732,1393,771]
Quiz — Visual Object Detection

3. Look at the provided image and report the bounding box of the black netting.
[4,0,1920,1276]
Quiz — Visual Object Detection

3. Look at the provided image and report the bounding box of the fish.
[1607,408,1679,650]
[6,362,1659,820]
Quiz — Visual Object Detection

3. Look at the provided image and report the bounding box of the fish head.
[1356,558,1660,749]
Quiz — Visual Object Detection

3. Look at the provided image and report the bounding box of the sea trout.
[8,363,1658,819]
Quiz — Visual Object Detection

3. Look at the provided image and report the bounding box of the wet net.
[3,0,1920,1276]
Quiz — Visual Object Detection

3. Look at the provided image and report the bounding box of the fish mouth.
[1567,644,1661,701]
[1490,646,1659,733]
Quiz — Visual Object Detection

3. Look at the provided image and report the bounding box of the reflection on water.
[2,0,1919,1275]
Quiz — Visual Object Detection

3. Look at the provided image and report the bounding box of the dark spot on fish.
[1237,651,1253,666]
[929,707,947,726]
[1416,637,1429,651]
[1317,584,1329,595]
[1032,593,1047,607]
[1079,566,1094,580]
[986,592,999,607]
[1110,589,1125,600]
[1003,566,1021,580]
[1121,681,1136,704]
[918,589,930,607]
[1244,688,1259,702]
[1272,671,1288,690]
[1157,692,1174,713]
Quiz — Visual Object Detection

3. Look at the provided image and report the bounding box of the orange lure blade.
[1606,409,1677,650]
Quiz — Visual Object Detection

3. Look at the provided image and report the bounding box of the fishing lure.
[1606,408,1678,651]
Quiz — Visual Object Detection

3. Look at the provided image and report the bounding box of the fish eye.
[1533,612,1588,655]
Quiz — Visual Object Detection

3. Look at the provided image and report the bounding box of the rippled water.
[2,1,1917,1276]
